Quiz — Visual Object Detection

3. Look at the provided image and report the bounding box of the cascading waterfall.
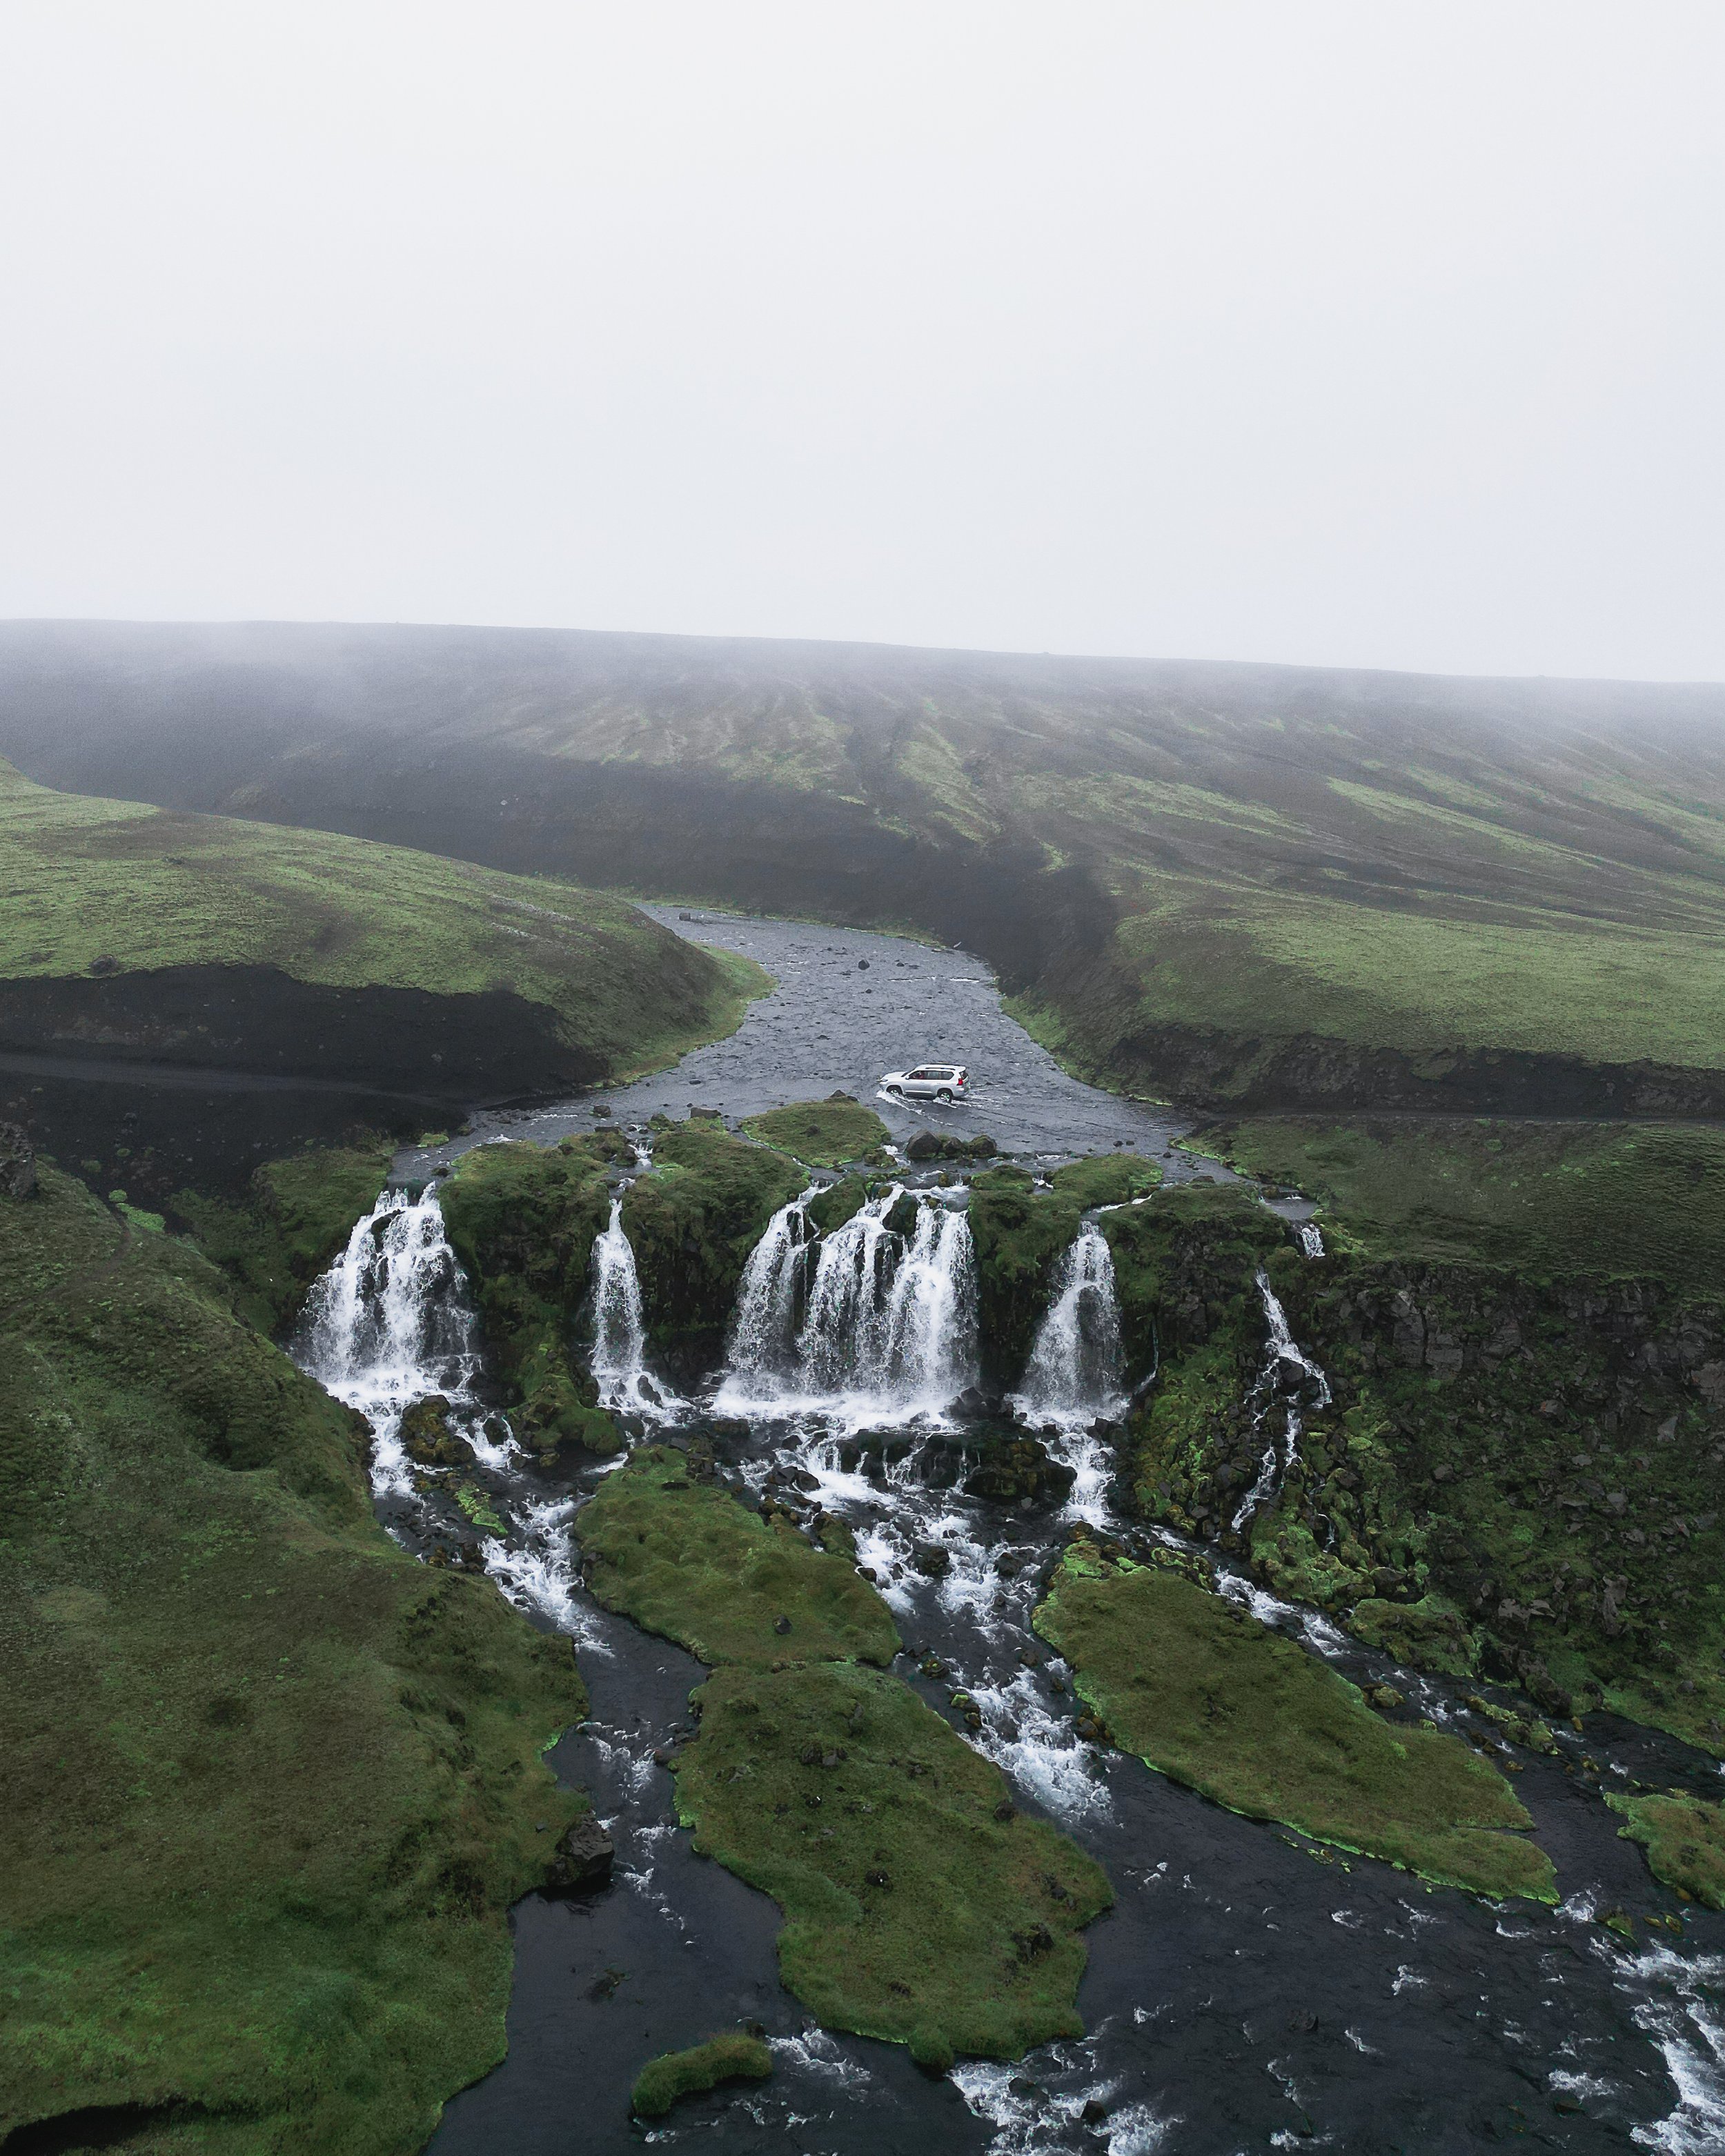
[1231,1268,1332,1532]
[718,1187,978,1420]
[294,1185,502,1494]
[1011,1220,1128,1525]
[725,1192,817,1379]
[1297,1220,1325,1258]
[589,1197,666,1414]
[1013,1223,1126,1425]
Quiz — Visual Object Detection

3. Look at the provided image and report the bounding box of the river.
[302,911,1724,2155]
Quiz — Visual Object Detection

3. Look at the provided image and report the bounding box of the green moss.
[678,1663,1110,2061]
[577,1450,1111,2061]
[0,754,765,1079]
[1203,1115,1725,1285]
[809,1176,870,1234]
[742,1098,891,1168]
[1049,1154,1162,1209]
[965,1168,1081,1383]
[440,1138,620,1458]
[1035,1548,1555,1902]
[0,1167,589,2152]
[631,2031,773,2119]
[1606,1791,1725,1908]
[578,1448,898,1668]
[622,1121,807,1367]
[173,1139,395,1333]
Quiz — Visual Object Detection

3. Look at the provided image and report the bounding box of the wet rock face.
[544,1810,615,1895]
[0,1122,37,1200]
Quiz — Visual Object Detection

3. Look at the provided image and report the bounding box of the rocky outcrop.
[544,1810,615,1895]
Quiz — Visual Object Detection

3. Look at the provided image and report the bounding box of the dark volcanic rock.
[544,1811,615,1895]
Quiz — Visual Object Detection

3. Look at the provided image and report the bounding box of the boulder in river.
[545,1810,615,1894]
[398,1394,475,1468]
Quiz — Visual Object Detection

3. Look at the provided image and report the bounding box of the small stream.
[297,911,1725,2156]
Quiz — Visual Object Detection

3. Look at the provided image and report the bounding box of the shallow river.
[315,912,1724,2156]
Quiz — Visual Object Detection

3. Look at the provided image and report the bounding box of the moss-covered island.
[631,2032,774,2119]
[1606,1791,1725,1910]
[1035,1545,1555,1901]
[577,1450,1111,2065]
[1,1163,591,2153]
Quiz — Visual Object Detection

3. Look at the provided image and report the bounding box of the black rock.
[774,1614,793,1634]
[544,1811,614,1895]
[903,1131,943,1163]
[910,1542,952,1578]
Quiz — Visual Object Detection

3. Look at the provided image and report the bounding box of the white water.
[1297,1220,1325,1258]
[590,1197,671,1415]
[717,1187,979,1424]
[294,1186,495,1495]
[1230,1269,1332,1534]
[1011,1221,1127,1524]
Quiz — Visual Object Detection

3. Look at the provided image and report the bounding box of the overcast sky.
[1,3,1720,680]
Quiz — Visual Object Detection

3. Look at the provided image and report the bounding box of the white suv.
[883,1063,969,1102]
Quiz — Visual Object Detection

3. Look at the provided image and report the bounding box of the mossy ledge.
[0,1164,590,2153]
[1606,1792,1725,1910]
[1035,1543,1555,1902]
[576,1450,1112,2062]
[631,2032,773,2119]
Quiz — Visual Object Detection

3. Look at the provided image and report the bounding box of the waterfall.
[726,1193,816,1379]
[589,1197,664,1414]
[1230,1269,1332,1533]
[293,1186,495,1494]
[718,1188,978,1421]
[1297,1220,1325,1258]
[1009,1222,1127,1525]
[1013,1223,1126,1425]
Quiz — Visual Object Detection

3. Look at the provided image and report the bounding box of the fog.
[0,3,1719,680]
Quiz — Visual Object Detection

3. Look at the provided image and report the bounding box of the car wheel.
[936,1088,953,1103]
[886,1084,903,1096]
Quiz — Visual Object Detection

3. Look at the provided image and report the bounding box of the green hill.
[2,621,1722,1114]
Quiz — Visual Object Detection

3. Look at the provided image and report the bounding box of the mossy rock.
[399,1392,475,1469]
[1035,1545,1555,1901]
[631,2031,773,2119]
[1049,1154,1161,1208]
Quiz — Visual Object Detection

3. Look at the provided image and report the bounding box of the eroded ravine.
[294,915,1725,2156]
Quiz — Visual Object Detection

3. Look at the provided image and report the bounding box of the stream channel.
[299,911,1723,2155]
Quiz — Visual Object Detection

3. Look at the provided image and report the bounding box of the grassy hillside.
[0,753,763,1083]
[2,622,1722,1109]
[0,1163,589,2153]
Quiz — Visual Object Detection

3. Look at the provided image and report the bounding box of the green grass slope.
[4,623,1724,1109]
[0,753,766,1083]
[0,1165,589,2153]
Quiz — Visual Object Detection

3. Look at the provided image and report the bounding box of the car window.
[907,1068,927,1080]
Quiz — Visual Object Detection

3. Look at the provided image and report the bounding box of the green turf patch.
[1034,1546,1555,1902]
[1201,1115,1725,1285]
[578,1447,898,1668]
[678,1663,1110,2062]
[0,1166,589,2152]
[631,2032,773,2119]
[742,1098,891,1167]
[1606,1791,1725,1909]
[1049,1154,1162,1208]
[576,1450,1110,2061]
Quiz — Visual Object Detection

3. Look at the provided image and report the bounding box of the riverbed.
[308,910,1725,2156]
